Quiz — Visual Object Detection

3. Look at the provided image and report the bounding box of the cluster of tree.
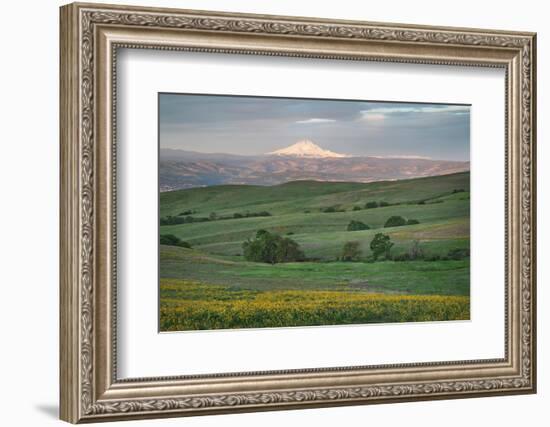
[321,194,462,213]
[211,211,272,220]
[321,205,346,213]
[159,234,192,248]
[231,211,271,219]
[393,243,470,262]
[357,189,468,210]
[416,195,446,205]
[340,233,394,262]
[161,211,272,226]
[383,216,420,228]
[391,240,424,261]
[160,215,210,226]
[364,201,391,209]
[242,230,305,264]
[417,189,467,205]
[346,220,370,231]
[425,248,470,261]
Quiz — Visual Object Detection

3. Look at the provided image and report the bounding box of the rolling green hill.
[160,171,469,217]
[159,172,470,330]
[160,172,469,260]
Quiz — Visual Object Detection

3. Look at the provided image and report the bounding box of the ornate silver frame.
[60,2,537,423]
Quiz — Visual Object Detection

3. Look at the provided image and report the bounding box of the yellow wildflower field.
[160,279,469,331]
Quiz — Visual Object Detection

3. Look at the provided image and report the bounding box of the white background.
[0,0,546,426]
[118,50,504,377]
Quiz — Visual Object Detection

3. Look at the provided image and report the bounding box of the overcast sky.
[159,93,470,161]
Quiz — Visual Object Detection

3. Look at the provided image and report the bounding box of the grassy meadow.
[159,172,471,331]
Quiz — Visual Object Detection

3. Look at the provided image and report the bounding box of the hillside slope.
[160,172,470,261]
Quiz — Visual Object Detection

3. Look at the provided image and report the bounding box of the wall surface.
[0,0,546,426]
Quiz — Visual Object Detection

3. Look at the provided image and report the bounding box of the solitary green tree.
[341,241,362,262]
[370,233,394,260]
[242,230,304,264]
[243,231,278,263]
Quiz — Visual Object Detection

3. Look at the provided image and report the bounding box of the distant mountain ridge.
[160,140,469,191]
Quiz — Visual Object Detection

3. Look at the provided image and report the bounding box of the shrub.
[303,210,311,214]
[407,219,420,225]
[209,212,218,220]
[286,231,295,235]
[380,201,390,207]
[418,200,426,205]
[347,220,370,231]
[160,215,211,225]
[160,215,185,226]
[384,215,407,228]
[424,254,441,262]
[341,241,362,262]
[256,229,269,238]
[365,201,379,209]
[178,209,194,216]
[447,248,470,260]
[322,205,345,213]
[408,240,424,260]
[452,189,465,194]
[242,230,304,264]
[160,234,191,248]
[232,211,271,219]
[370,233,394,260]
[187,216,209,223]
[275,237,305,263]
[352,206,362,211]
[392,253,410,262]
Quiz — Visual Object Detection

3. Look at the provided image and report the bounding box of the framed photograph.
[60,2,537,423]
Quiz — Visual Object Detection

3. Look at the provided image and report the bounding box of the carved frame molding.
[60,2,536,423]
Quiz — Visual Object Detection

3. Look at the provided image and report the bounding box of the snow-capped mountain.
[268,139,349,158]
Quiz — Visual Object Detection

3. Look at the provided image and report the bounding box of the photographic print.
[159,93,471,332]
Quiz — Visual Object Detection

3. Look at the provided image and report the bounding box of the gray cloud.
[159,94,470,161]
